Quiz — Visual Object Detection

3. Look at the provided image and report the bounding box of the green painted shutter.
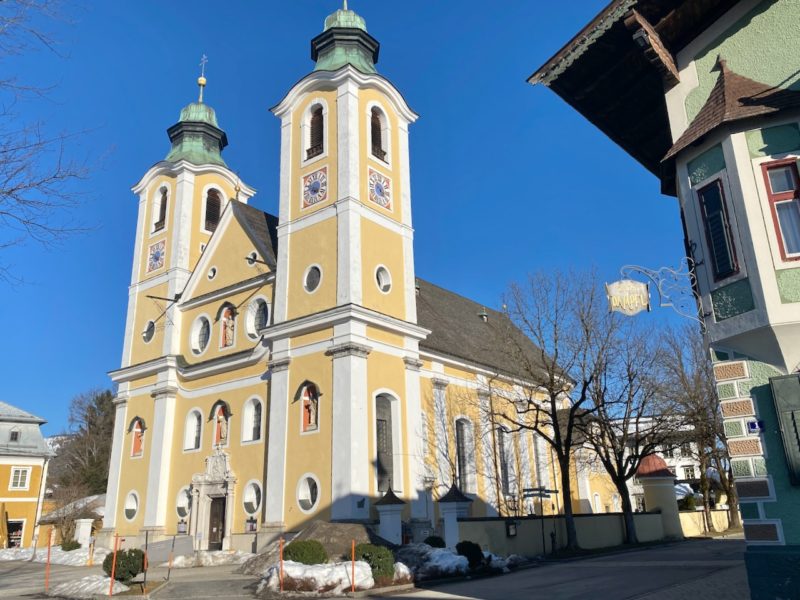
[699,181,738,279]
[769,374,800,486]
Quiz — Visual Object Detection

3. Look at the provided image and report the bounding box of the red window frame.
[761,158,800,262]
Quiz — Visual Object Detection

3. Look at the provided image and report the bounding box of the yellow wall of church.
[189,174,238,268]
[129,282,169,365]
[290,327,334,350]
[360,219,406,320]
[114,398,154,535]
[285,217,337,320]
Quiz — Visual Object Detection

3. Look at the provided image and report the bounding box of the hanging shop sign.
[605,279,650,316]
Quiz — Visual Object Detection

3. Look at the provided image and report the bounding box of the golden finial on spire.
[197,54,208,103]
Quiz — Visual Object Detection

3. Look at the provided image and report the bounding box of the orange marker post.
[108,534,121,597]
[351,539,356,593]
[279,537,284,592]
[44,526,53,593]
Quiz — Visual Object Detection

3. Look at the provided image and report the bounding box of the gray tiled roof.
[416,279,547,380]
[233,201,279,268]
[0,400,45,424]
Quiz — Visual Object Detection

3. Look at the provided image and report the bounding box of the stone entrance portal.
[190,447,237,551]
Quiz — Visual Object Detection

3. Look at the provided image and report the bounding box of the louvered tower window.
[371,108,386,161]
[205,189,222,232]
[154,187,167,231]
[698,180,738,280]
[307,106,324,159]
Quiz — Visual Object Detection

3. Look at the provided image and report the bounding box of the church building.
[102,5,598,551]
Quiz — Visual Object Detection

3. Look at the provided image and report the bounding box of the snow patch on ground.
[394,544,468,580]
[159,550,255,568]
[47,575,128,598]
[260,560,374,594]
[0,545,110,566]
[483,551,510,573]
[393,561,413,583]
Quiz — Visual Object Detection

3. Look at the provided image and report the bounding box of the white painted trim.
[295,472,322,515]
[300,97,330,168]
[8,466,32,491]
[245,295,271,340]
[125,373,267,400]
[374,264,392,294]
[182,408,204,453]
[5,517,26,549]
[180,275,273,311]
[452,415,478,494]
[336,197,363,306]
[190,313,213,357]
[0,457,46,467]
[272,66,418,123]
[143,392,176,528]
[124,490,140,522]
[102,400,128,530]
[132,161,256,199]
[149,182,172,237]
[264,360,290,526]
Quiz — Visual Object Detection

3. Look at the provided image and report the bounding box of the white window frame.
[375,264,392,294]
[301,98,329,167]
[303,264,323,295]
[183,408,203,453]
[371,390,404,494]
[175,486,192,519]
[9,466,31,491]
[241,396,264,445]
[150,183,171,236]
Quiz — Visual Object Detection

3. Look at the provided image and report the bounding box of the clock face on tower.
[302,167,328,209]
[147,240,166,273]
[368,168,391,210]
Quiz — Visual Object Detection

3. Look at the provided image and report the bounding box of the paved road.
[385,539,747,600]
[0,560,105,598]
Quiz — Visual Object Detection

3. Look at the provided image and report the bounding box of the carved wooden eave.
[624,9,680,87]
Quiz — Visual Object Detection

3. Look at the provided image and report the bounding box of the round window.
[243,481,262,515]
[297,474,320,513]
[304,265,322,293]
[124,492,139,521]
[176,487,192,519]
[192,317,211,355]
[246,251,258,267]
[208,267,217,280]
[375,266,392,293]
[247,298,270,339]
[142,321,156,343]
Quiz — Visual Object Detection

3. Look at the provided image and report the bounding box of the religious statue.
[222,307,235,347]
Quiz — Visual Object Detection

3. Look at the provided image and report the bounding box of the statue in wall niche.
[218,414,228,444]
[302,384,319,432]
[221,306,235,347]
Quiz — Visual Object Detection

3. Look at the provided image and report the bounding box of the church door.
[208,497,225,550]
[376,396,393,492]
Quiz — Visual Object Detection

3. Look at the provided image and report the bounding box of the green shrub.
[423,535,445,548]
[102,548,144,582]
[283,539,328,565]
[354,543,394,580]
[678,494,697,511]
[456,540,484,570]
[60,539,81,552]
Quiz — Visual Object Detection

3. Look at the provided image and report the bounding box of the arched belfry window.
[153,186,168,232]
[205,189,222,232]
[371,107,387,161]
[307,105,324,160]
[128,417,146,457]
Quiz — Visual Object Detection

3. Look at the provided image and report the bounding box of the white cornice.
[131,161,256,198]
[180,273,274,311]
[261,303,430,342]
[271,66,418,123]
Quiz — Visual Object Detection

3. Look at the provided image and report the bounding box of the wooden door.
[208,497,225,550]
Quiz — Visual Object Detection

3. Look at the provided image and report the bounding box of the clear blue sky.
[2,1,686,435]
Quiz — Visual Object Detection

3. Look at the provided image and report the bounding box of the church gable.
[181,201,278,303]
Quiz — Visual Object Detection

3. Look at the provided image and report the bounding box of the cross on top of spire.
[197,54,208,103]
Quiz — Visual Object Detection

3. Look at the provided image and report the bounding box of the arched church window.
[371,107,387,161]
[153,186,168,232]
[455,418,476,493]
[375,395,393,492]
[205,189,222,232]
[242,398,262,442]
[300,383,319,433]
[211,402,230,447]
[497,426,512,496]
[219,304,236,348]
[184,410,202,450]
[307,105,324,160]
[129,417,145,457]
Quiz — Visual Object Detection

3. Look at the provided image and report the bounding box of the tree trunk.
[558,454,579,551]
[725,468,742,529]
[617,482,638,544]
[699,457,715,533]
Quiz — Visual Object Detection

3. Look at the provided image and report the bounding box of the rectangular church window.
[764,161,800,260]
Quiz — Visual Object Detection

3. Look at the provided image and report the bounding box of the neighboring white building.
[629,440,701,512]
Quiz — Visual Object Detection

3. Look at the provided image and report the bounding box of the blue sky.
[2,1,686,435]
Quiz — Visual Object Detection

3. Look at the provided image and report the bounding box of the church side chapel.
[102,4,604,551]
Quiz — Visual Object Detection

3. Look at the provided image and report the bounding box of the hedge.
[283,539,328,565]
[354,543,394,580]
[102,548,144,582]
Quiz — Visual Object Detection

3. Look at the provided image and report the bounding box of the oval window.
[142,321,156,343]
[297,475,320,513]
[176,487,192,519]
[243,481,262,515]
[192,317,211,354]
[304,266,322,293]
[375,266,391,293]
[124,492,139,521]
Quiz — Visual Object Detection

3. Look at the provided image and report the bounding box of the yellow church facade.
[102,7,606,551]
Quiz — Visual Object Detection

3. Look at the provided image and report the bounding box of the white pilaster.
[336,199,363,306]
[102,396,128,531]
[432,378,450,497]
[143,386,177,530]
[337,79,360,202]
[264,343,291,527]
[404,357,426,519]
[274,117,292,324]
[479,393,499,516]
[329,336,371,520]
